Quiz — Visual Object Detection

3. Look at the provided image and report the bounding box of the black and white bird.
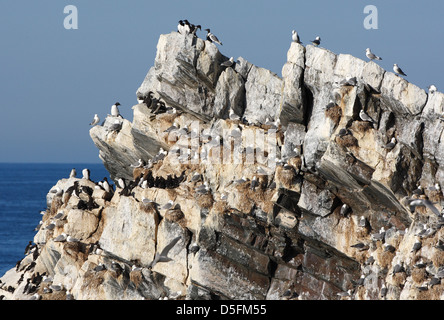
[90,114,100,126]
[183,20,191,34]
[428,85,437,94]
[221,57,234,68]
[311,36,321,46]
[229,109,240,121]
[149,236,181,269]
[292,30,301,43]
[82,168,90,180]
[366,48,382,61]
[117,178,126,189]
[177,20,185,34]
[111,102,121,117]
[205,29,222,45]
[393,64,407,77]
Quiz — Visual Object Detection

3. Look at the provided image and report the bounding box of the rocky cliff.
[1,31,444,300]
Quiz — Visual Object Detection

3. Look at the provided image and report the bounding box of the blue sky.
[0,0,442,163]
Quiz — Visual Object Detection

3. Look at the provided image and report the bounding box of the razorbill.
[177,20,185,34]
[292,30,301,43]
[393,64,407,77]
[428,85,437,94]
[90,114,100,126]
[311,36,321,46]
[366,48,382,61]
[111,102,121,117]
[82,168,90,180]
[183,20,191,34]
[205,29,222,45]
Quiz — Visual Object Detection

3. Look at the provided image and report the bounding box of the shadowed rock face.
[2,31,444,301]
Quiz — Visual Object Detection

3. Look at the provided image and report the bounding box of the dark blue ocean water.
[0,163,110,277]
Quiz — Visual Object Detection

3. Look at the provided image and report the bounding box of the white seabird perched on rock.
[67,235,80,243]
[205,28,222,45]
[50,283,64,292]
[164,122,178,133]
[383,137,397,150]
[69,168,76,178]
[162,200,174,210]
[82,168,90,180]
[90,114,100,126]
[339,76,358,87]
[359,109,375,123]
[229,108,240,121]
[130,159,144,168]
[221,57,234,68]
[292,30,301,43]
[311,36,321,46]
[54,211,64,220]
[393,64,407,77]
[366,48,382,61]
[54,233,67,242]
[117,178,126,189]
[111,102,121,117]
[428,85,437,94]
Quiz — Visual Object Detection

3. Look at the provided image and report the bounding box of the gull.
[311,36,321,46]
[93,263,106,272]
[340,204,351,216]
[220,192,228,201]
[130,159,144,168]
[383,243,396,253]
[221,57,234,68]
[292,30,301,44]
[162,200,174,210]
[339,76,357,86]
[427,183,441,192]
[393,64,407,77]
[366,48,382,61]
[359,109,375,123]
[69,168,76,178]
[380,284,388,298]
[164,122,178,133]
[411,237,422,253]
[90,114,100,126]
[30,293,41,300]
[149,236,181,268]
[195,182,210,195]
[358,216,368,228]
[205,28,222,45]
[229,109,240,121]
[67,235,80,243]
[54,211,64,220]
[383,137,397,150]
[54,233,67,242]
[408,198,441,216]
[392,262,405,275]
[50,283,64,291]
[350,242,369,251]
[190,172,202,182]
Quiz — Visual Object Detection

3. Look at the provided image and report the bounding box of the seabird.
[229,109,240,121]
[164,122,178,133]
[350,242,368,251]
[250,176,259,190]
[359,109,375,123]
[54,211,64,220]
[183,20,191,34]
[339,76,358,86]
[66,290,74,300]
[311,36,321,46]
[365,48,382,61]
[54,233,67,242]
[221,57,235,68]
[162,200,174,210]
[190,172,202,182]
[102,177,111,193]
[195,182,210,194]
[69,168,76,178]
[408,198,440,216]
[67,235,80,243]
[45,222,56,231]
[30,293,41,300]
[111,102,121,117]
[205,29,222,45]
[412,185,423,196]
[149,236,181,268]
[177,20,185,34]
[380,284,388,298]
[358,216,368,228]
[24,241,34,255]
[90,114,100,126]
[384,243,396,253]
[393,64,407,77]
[383,137,397,150]
[50,283,64,291]
[428,85,437,94]
[292,30,301,43]
[340,204,351,216]
[82,168,90,180]
[411,237,422,253]
[108,118,122,132]
[392,262,404,275]
[220,192,228,201]
[93,263,106,272]
[130,159,144,168]
[117,178,126,189]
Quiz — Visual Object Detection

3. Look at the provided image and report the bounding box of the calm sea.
[0,163,110,277]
